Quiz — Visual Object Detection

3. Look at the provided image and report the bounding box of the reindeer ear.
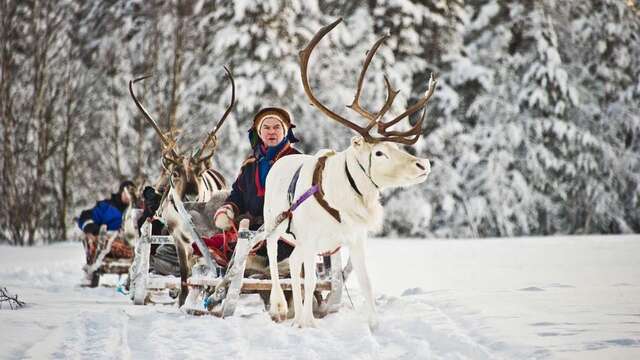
[351,136,364,148]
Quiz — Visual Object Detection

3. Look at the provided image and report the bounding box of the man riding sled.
[192,107,301,266]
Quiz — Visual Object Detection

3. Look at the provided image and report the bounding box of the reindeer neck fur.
[321,146,384,232]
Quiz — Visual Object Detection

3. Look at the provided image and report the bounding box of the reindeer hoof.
[269,288,288,323]
[293,315,318,328]
[268,301,288,323]
[368,317,379,332]
[271,312,287,323]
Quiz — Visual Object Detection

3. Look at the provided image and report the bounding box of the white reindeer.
[263,18,437,329]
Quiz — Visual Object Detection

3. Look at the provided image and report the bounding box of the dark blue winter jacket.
[77,193,128,235]
[224,141,300,231]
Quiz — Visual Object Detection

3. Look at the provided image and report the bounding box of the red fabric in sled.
[192,230,238,267]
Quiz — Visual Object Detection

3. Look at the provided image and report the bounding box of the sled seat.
[99,259,132,274]
[146,275,181,290]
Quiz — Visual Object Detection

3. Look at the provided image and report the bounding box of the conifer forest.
[1,0,639,245]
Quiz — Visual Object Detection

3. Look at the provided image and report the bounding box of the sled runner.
[81,225,133,288]
[182,218,353,318]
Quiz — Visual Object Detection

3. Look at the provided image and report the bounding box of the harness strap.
[288,165,303,205]
[319,245,341,257]
[274,165,314,230]
[263,156,343,256]
[273,155,342,233]
[356,153,380,190]
[285,165,303,237]
[344,162,363,197]
[291,185,318,212]
[312,156,341,223]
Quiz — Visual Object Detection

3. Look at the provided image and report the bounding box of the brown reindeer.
[128,67,235,306]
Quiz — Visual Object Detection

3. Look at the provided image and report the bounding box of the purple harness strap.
[275,155,341,227]
[272,158,341,255]
[290,185,318,212]
[274,165,319,227]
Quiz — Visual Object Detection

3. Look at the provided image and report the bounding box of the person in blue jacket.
[78,180,135,262]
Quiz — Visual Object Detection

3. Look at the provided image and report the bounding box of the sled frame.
[127,203,224,305]
[183,227,352,318]
[128,220,185,305]
[81,226,132,288]
[127,197,353,315]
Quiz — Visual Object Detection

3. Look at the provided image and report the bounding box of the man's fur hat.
[248,107,299,148]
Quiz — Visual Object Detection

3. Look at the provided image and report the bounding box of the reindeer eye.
[375,151,384,157]
[172,171,180,178]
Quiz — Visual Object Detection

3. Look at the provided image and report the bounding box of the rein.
[345,151,382,198]
[355,152,380,190]
[345,162,363,197]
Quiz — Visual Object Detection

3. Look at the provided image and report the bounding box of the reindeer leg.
[300,246,318,327]
[289,246,303,326]
[351,234,378,331]
[175,233,191,307]
[267,227,287,322]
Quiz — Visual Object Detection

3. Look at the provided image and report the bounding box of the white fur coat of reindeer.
[262,18,437,329]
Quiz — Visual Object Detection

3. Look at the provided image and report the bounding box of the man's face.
[259,117,285,147]
[120,186,133,205]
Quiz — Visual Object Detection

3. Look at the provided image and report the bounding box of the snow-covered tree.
[559,0,640,232]
[2,0,639,243]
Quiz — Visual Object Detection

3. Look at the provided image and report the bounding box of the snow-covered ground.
[1,235,639,359]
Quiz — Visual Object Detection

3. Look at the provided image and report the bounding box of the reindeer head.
[348,137,430,189]
[129,67,235,200]
[300,18,437,190]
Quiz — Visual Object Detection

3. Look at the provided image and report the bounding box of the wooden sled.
[128,192,354,316]
[81,225,133,288]
[182,220,353,319]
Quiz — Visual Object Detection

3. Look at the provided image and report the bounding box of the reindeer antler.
[348,35,399,129]
[299,18,438,145]
[193,66,236,164]
[129,75,181,160]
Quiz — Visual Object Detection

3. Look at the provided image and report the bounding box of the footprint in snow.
[518,286,544,292]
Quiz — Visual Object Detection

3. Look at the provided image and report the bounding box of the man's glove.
[142,186,162,213]
[214,204,235,231]
[83,222,99,236]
